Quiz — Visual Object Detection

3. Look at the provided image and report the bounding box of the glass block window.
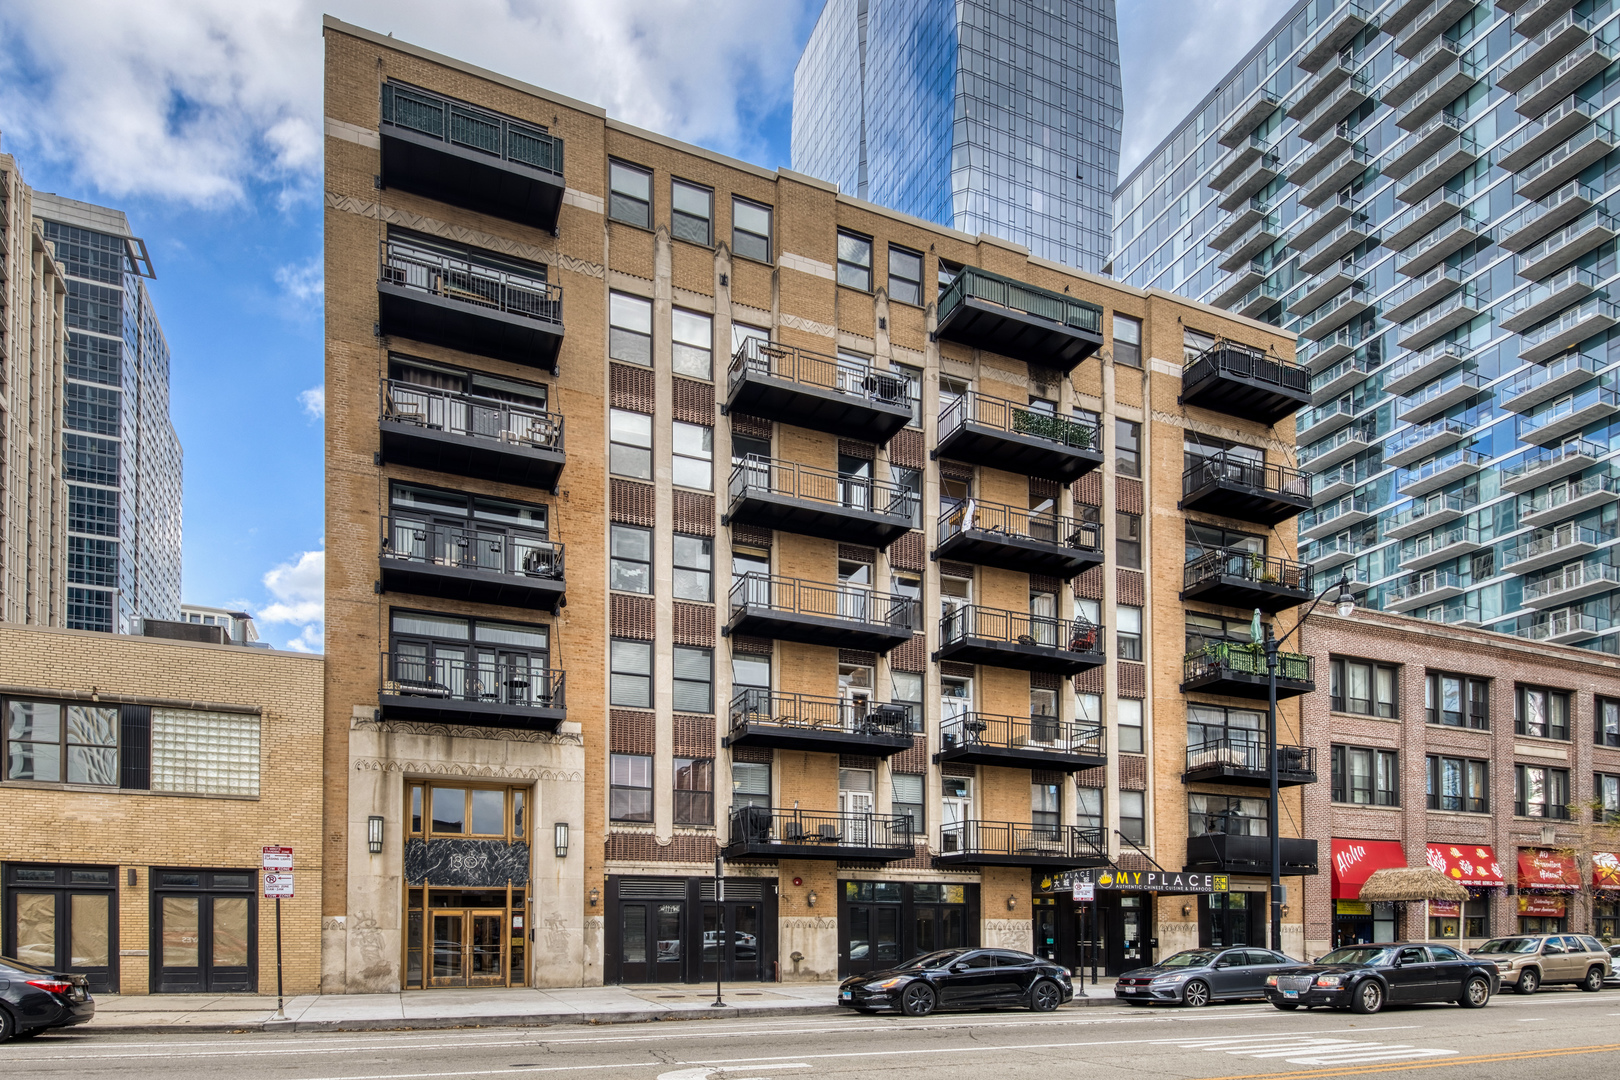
[151,708,261,797]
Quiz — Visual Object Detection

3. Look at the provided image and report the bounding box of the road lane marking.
[1197,1041,1620,1080]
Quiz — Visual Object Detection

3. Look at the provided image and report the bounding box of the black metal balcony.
[934,267,1103,372]
[724,457,916,549]
[378,235,563,370]
[723,689,913,758]
[1181,642,1314,700]
[724,339,912,444]
[935,713,1106,772]
[725,574,916,653]
[933,392,1102,483]
[934,605,1103,675]
[380,515,564,612]
[1184,833,1319,876]
[935,821,1107,869]
[1180,453,1311,524]
[1183,738,1317,788]
[378,652,565,730]
[1181,550,1313,612]
[933,499,1103,580]
[725,807,914,862]
[380,82,565,232]
[379,379,565,491]
[1180,340,1312,426]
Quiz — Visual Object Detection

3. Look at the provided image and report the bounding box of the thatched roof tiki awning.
[1357,866,1470,903]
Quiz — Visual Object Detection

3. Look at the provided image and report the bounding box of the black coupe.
[0,955,95,1042]
[838,947,1074,1016]
[1263,942,1499,1014]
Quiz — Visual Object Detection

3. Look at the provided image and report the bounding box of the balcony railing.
[937,712,1106,771]
[727,573,916,649]
[1181,641,1313,700]
[725,338,911,442]
[381,237,562,324]
[379,651,565,728]
[1182,549,1314,611]
[937,820,1107,868]
[935,267,1103,372]
[726,807,914,861]
[937,604,1102,674]
[1184,738,1317,787]
[1180,339,1310,424]
[1181,452,1310,525]
[382,513,562,586]
[725,456,917,548]
[379,378,565,489]
[935,498,1102,579]
[726,689,913,757]
[935,391,1101,482]
[384,82,562,176]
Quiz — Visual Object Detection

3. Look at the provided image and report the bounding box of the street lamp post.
[1261,574,1355,952]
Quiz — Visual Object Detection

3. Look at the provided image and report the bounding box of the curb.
[86,993,1122,1035]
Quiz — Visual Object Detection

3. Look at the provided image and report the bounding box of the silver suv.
[1471,934,1611,994]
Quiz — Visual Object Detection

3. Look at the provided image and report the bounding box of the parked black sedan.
[1115,947,1298,1006]
[0,956,95,1042]
[839,948,1073,1016]
[1263,943,1498,1014]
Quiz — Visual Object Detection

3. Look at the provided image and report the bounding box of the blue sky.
[0,0,1288,651]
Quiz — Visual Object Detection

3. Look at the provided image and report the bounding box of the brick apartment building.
[321,16,1318,992]
[1302,608,1620,959]
[0,623,324,994]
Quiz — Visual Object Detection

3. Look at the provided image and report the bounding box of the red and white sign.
[1517,848,1580,892]
[1330,838,1406,899]
[1072,882,1095,902]
[1517,894,1566,918]
[1594,852,1620,894]
[1429,900,1462,918]
[262,846,294,871]
[1426,843,1504,887]
[263,871,295,899]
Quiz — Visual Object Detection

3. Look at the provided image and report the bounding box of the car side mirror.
[951,962,969,972]
[1390,956,1403,968]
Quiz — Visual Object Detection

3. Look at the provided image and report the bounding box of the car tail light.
[26,979,74,995]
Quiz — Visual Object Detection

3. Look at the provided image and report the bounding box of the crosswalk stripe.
[1143,1028,1458,1067]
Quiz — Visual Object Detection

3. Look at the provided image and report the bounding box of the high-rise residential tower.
[33,193,182,633]
[1114,0,1620,652]
[793,0,1123,273]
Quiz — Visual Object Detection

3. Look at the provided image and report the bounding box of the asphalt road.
[8,986,1620,1080]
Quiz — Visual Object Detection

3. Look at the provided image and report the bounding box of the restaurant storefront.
[1595,853,1619,937]
[1038,870,1227,975]
[1425,843,1503,942]
[1329,839,1403,947]
[1517,848,1580,934]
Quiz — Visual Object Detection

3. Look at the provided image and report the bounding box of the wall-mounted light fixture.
[1182,903,1193,918]
[589,887,600,907]
[807,889,819,908]
[1007,894,1017,911]
[368,815,384,855]
[554,822,570,858]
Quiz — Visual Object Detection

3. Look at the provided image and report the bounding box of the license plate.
[1283,990,1299,999]
[841,991,852,1000]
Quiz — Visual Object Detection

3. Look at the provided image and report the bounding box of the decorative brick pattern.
[1031,574,1059,594]
[1031,770,1061,786]
[838,439,874,460]
[730,635,773,656]
[610,364,655,413]
[610,710,656,753]
[838,544,876,564]
[611,594,655,639]
[1116,477,1143,515]
[731,413,771,439]
[1075,766,1105,789]
[1029,477,1059,500]
[839,648,877,667]
[941,762,975,777]
[605,833,717,863]
[673,715,715,757]
[1118,754,1147,791]
[672,377,715,425]
[890,742,927,773]
[876,844,939,871]
[840,754,878,770]
[1117,853,1151,871]
[940,661,975,679]
[1030,671,1058,690]
[939,459,973,484]
[731,524,772,549]
[673,603,715,646]
[890,531,924,571]
[610,479,655,526]
[673,491,716,536]
[1074,565,1103,600]
[1117,662,1145,698]
[1073,472,1102,506]
[939,560,974,579]
[1073,667,1104,694]
[731,744,773,764]
[890,635,927,673]
[1116,568,1144,606]
[890,428,924,469]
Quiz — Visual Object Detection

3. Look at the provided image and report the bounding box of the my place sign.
[1047,869,1230,893]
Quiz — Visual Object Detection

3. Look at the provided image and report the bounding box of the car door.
[1387,946,1433,1002]
[1537,937,1568,983]
[1559,936,1589,983]
[1425,945,1471,1000]
[991,950,1038,1003]
[940,950,1000,1007]
[1206,949,1251,998]
[1245,950,1293,997]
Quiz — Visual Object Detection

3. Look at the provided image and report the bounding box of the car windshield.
[1317,947,1390,967]
[896,949,969,971]
[1475,938,1541,955]
[1158,950,1218,969]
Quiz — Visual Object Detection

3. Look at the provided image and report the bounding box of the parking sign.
[263,871,295,899]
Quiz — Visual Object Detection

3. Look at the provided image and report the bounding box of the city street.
[6,988,1620,1080]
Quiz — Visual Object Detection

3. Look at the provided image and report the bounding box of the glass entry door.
[150,869,255,993]
[1,864,117,994]
[430,909,507,987]
[701,902,761,982]
[618,901,685,982]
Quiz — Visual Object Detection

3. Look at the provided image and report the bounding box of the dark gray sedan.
[1115,947,1298,1007]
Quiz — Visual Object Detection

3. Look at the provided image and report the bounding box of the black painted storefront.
[1,863,120,994]
[837,880,980,977]
[604,875,778,984]
[1031,889,1155,977]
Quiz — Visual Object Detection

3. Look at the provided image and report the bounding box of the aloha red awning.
[1332,838,1407,899]
[1517,847,1581,892]
[1594,852,1620,894]
[1425,842,1505,887]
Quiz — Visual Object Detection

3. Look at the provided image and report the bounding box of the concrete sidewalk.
[85,980,1121,1033]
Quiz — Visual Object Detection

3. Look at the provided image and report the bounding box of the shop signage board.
[1048,869,1228,893]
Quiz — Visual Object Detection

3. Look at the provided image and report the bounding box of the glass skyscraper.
[1114,0,1620,652]
[35,193,182,633]
[793,0,1123,272]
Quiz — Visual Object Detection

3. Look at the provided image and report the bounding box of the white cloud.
[298,384,325,420]
[1116,0,1297,178]
[276,257,324,305]
[257,546,324,651]
[0,0,812,209]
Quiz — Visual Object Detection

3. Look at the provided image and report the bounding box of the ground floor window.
[1517,893,1567,935]
[838,880,977,977]
[605,876,775,985]
[1596,900,1618,939]
[1201,891,1257,948]
[2,863,118,994]
[1332,899,1396,947]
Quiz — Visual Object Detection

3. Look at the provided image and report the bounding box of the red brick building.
[1302,608,1620,958]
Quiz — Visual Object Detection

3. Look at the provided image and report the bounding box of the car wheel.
[1515,968,1540,995]
[0,1006,13,1045]
[1459,976,1491,1009]
[1029,979,1062,1012]
[1350,979,1383,1015]
[900,983,937,1017]
[1181,979,1211,1008]
[1272,1002,1299,1011]
[1583,967,1605,993]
